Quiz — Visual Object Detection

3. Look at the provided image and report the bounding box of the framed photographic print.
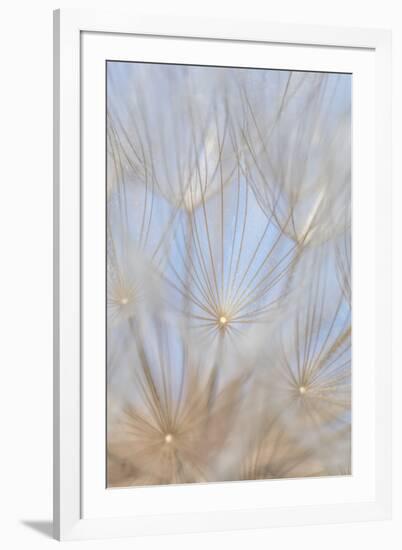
[53,9,392,541]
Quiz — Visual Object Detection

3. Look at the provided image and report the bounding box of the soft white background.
[0,0,400,548]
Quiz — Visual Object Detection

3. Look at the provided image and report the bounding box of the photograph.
[106,61,352,488]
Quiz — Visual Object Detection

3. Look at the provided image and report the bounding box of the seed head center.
[219,315,228,327]
[164,433,173,444]
[299,385,306,395]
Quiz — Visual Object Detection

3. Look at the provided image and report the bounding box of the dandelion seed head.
[299,386,306,395]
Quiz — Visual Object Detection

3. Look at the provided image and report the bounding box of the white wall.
[0,1,400,548]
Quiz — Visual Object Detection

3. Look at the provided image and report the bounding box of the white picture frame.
[53,8,392,541]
